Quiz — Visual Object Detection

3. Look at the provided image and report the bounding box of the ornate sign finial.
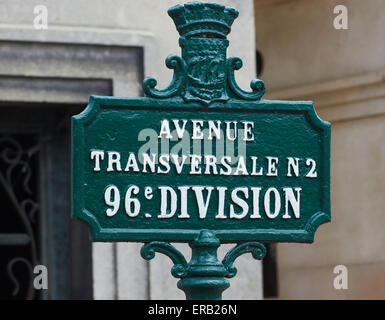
[143,2,265,105]
[168,2,239,39]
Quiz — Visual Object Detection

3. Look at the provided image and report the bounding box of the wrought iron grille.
[0,134,40,300]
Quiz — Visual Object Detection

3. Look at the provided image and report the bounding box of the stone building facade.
[255,0,385,299]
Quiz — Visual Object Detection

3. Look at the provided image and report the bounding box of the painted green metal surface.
[71,2,331,300]
[141,229,266,300]
[72,96,330,243]
[72,2,330,244]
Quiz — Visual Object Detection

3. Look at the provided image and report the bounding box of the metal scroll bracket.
[141,229,266,300]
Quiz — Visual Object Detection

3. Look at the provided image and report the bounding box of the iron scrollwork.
[0,135,40,299]
[141,241,188,278]
[142,55,186,99]
[140,230,266,299]
[222,241,266,278]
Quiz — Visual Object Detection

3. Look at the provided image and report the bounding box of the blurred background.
[0,0,383,299]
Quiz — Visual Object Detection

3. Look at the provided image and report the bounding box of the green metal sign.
[71,2,330,300]
[72,96,330,243]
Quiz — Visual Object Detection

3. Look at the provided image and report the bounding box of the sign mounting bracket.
[141,229,266,300]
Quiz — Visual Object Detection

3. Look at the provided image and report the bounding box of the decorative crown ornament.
[168,2,239,39]
[143,2,265,105]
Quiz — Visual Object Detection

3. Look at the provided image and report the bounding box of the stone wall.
[255,0,385,299]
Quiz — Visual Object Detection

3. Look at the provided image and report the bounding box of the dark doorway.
[263,243,278,298]
[0,104,92,299]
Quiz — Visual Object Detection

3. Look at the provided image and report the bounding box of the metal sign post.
[71,2,330,300]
